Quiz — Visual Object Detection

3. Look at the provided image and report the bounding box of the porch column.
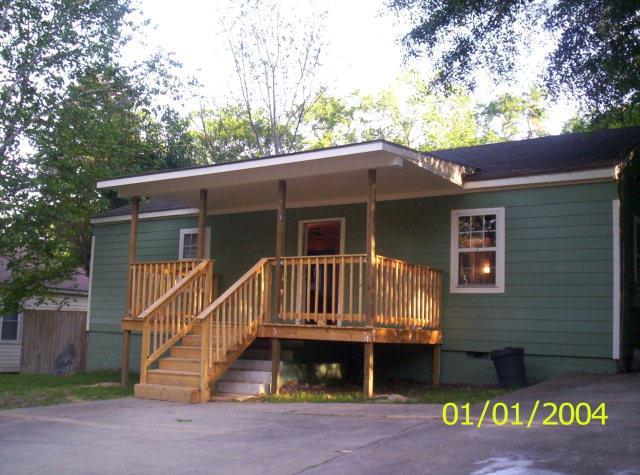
[121,195,140,388]
[274,180,287,321]
[197,189,208,260]
[363,342,374,398]
[365,169,376,326]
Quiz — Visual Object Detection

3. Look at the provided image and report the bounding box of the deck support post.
[274,180,287,321]
[197,189,208,260]
[121,196,140,388]
[363,342,374,398]
[432,344,441,385]
[365,169,376,326]
[271,338,281,394]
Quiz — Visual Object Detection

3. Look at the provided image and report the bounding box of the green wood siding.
[89,181,617,365]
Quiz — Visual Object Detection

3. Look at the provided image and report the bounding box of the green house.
[88,126,640,403]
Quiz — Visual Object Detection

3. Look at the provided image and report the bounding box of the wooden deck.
[122,254,443,402]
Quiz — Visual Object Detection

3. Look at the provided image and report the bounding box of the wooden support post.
[274,180,286,321]
[120,330,131,388]
[121,196,139,388]
[432,344,441,385]
[365,170,376,326]
[271,338,281,395]
[197,189,207,260]
[363,341,374,398]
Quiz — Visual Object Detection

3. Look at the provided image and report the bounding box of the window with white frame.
[450,208,505,293]
[0,313,20,342]
[179,227,211,260]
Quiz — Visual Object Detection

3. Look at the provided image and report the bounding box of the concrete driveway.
[1,373,638,474]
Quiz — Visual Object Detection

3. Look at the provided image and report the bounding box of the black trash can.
[490,347,527,388]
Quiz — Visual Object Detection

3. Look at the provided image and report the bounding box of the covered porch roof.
[97,141,470,213]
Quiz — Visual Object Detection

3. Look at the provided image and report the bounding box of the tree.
[482,88,547,140]
[389,1,640,112]
[0,64,199,313]
[0,0,134,178]
[221,0,326,156]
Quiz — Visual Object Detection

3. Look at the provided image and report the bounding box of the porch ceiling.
[98,141,469,213]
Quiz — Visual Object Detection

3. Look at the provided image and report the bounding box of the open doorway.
[298,219,345,320]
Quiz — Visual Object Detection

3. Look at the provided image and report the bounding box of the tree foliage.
[389,0,640,112]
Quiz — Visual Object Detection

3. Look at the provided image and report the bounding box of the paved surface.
[1,373,639,474]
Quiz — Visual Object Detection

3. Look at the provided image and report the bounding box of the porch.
[100,142,464,402]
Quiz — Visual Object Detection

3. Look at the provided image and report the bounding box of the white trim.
[179,227,211,260]
[297,218,346,255]
[450,207,505,294]
[86,235,95,331]
[91,208,198,224]
[463,168,615,190]
[90,167,617,224]
[0,312,22,344]
[97,141,467,190]
[612,199,621,360]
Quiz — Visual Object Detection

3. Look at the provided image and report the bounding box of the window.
[0,313,20,342]
[179,227,211,260]
[450,208,505,293]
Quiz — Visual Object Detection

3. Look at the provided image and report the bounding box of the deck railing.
[127,260,200,318]
[138,260,213,382]
[375,256,441,329]
[277,254,367,325]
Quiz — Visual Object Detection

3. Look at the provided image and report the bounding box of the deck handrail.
[139,259,213,383]
[195,258,271,401]
[374,255,442,329]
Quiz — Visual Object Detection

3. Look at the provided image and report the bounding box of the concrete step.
[134,383,200,403]
[159,357,200,372]
[219,369,271,384]
[214,381,269,395]
[232,359,275,372]
[171,346,202,359]
[242,348,294,361]
[147,369,200,388]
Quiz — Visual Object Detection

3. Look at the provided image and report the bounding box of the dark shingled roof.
[97,199,192,218]
[433,126,640,181]
[95,126,640,219]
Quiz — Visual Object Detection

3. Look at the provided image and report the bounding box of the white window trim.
[0,312,22,344]
[179,227,211,260]
[297,217,346,255]
[450,207,505,294]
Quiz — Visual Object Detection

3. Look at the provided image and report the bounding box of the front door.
[300,219,343,319]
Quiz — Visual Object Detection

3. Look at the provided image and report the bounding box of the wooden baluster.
[331,256,336,322]
[322,258,327,325]
[314,258,320,317]
[358,257,363,320]
[348,257,353,321]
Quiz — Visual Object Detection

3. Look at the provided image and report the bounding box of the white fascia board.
[91,208,199,224]
[463,167,616,190]
[97,142,388,190]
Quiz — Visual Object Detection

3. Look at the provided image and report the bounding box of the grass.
[257,381,510,404]
[0,371,135,410]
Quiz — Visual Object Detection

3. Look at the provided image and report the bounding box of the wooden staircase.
[134,259,270,403]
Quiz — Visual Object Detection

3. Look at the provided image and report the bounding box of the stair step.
[171,346,202,359]
[242,348,294,361]
[214,381,269,395]
[134,383,200,403]
[160,357,201,372]
[232,359,276,372]
[147,369,200,388]
[182,335,202,347]
[219,369,271,384]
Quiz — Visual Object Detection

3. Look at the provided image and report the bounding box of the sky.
[126,0,575,134]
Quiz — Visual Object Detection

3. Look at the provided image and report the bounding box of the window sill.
[450,285,504,294]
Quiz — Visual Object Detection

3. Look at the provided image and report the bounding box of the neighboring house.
[0,258,89,373]
[89,126,640,403]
